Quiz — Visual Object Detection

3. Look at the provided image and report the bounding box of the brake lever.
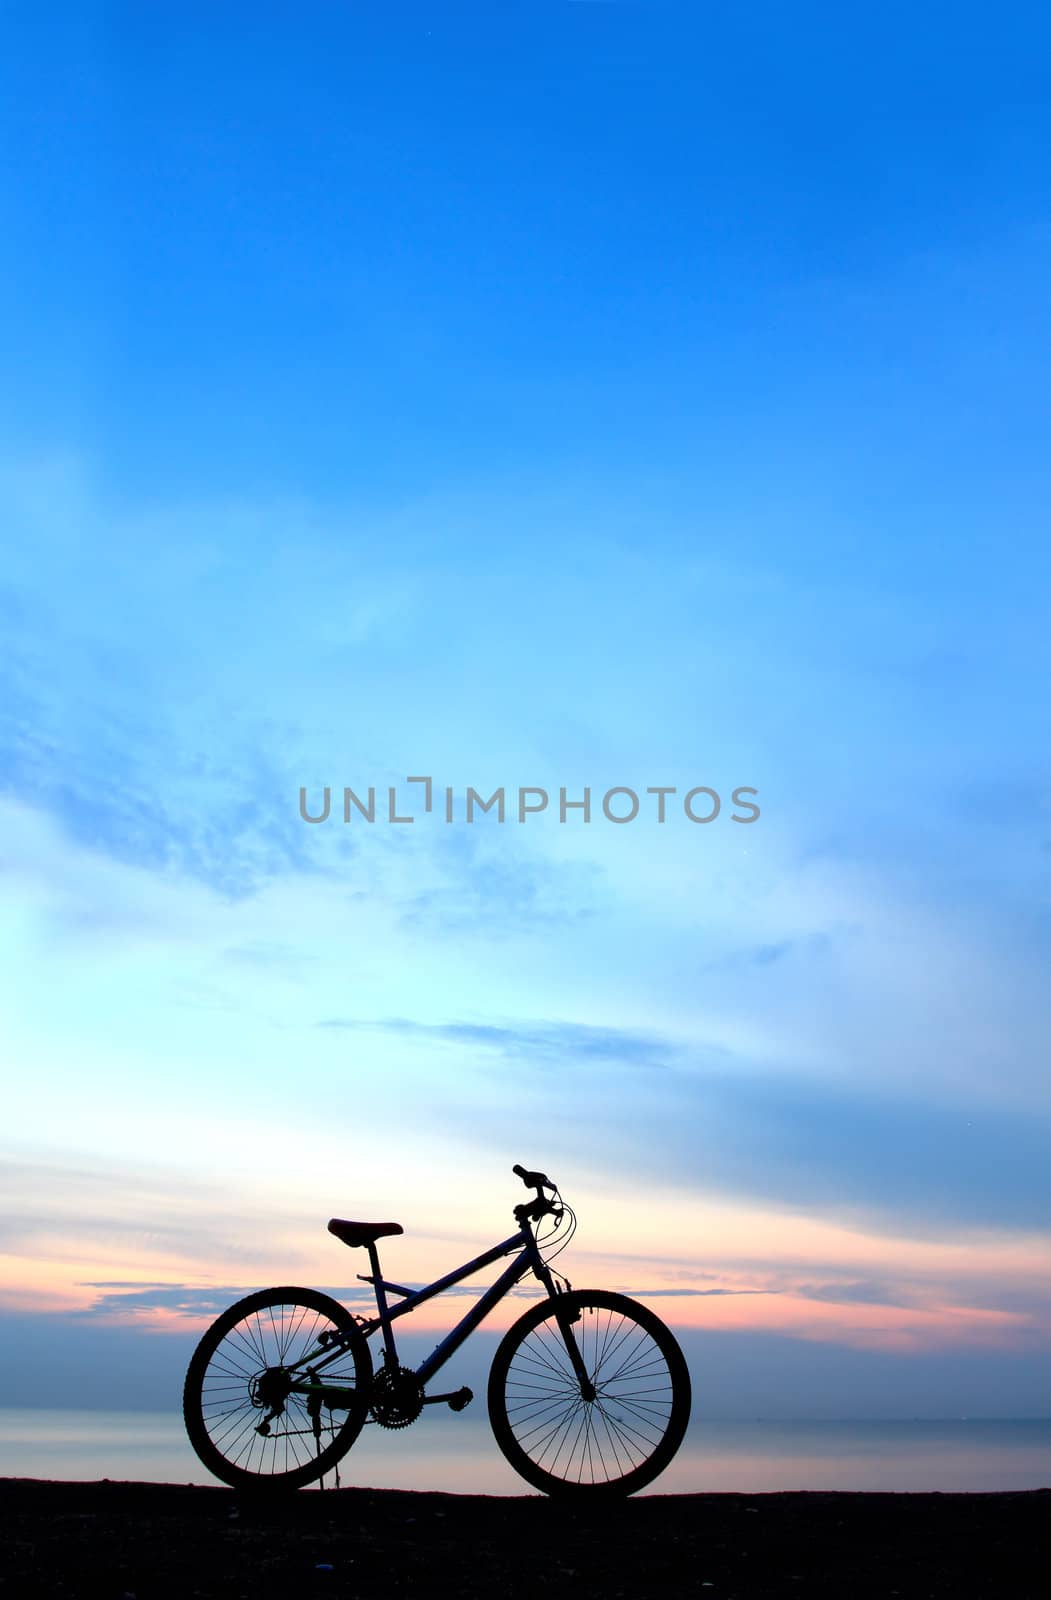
[514,1195,562,1225]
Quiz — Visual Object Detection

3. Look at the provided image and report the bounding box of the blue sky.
[2,2,1050,1417]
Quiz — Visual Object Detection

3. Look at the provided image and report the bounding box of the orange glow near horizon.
[5,1142,1049,1362]
[7,1127,1050,1362]
[5,1197,1048,1359]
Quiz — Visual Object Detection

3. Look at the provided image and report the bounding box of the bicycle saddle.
[327,1218,404,1248]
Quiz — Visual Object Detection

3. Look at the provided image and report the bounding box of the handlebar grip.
[513,1163,555,1191]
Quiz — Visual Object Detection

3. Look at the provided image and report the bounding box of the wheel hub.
[251,1367,292,1410]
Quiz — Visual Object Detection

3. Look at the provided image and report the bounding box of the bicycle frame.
[286,1217,567,1398]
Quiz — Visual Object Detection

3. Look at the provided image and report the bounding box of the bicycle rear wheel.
[487,1289,690,1496]
[183,1286,370,1490]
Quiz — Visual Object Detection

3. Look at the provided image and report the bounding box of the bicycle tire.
[183,1286,371,1490]
[487,1289,691,1496]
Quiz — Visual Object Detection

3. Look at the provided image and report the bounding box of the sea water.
[1,1411,1048,1495]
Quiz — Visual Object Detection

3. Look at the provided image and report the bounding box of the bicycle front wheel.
[183,1286,371,1490]
[487,1289,691,1496]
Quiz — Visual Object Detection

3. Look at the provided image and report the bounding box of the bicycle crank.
[422,1385,474,1412]
[369,1365,425,1429]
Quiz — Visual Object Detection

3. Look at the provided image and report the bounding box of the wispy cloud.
[315,1016,675,1069]
[387,1016,1051,1235]
[73,1280,553,1320]
[795,1280,902,1307]
[611,1286,779,1298]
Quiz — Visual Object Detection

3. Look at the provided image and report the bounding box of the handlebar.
[512,1162,561,1226]
[513,1163,556,1193]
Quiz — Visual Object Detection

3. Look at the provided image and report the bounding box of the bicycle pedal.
[448,1386,473,1412]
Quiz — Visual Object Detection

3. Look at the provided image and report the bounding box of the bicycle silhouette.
[183,1165,691,1496]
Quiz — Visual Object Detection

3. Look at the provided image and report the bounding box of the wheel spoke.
[491,1292,689,1495]
[185,1290,366,1489]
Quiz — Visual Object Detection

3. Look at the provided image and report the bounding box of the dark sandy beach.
[1,1480,1047,1599]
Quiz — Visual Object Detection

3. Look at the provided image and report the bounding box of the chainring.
[369,1364,424,1429]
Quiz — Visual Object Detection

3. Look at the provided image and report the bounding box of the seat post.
[368,1241,398,1367]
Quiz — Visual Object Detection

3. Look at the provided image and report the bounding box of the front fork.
[533,1261,596,1402]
